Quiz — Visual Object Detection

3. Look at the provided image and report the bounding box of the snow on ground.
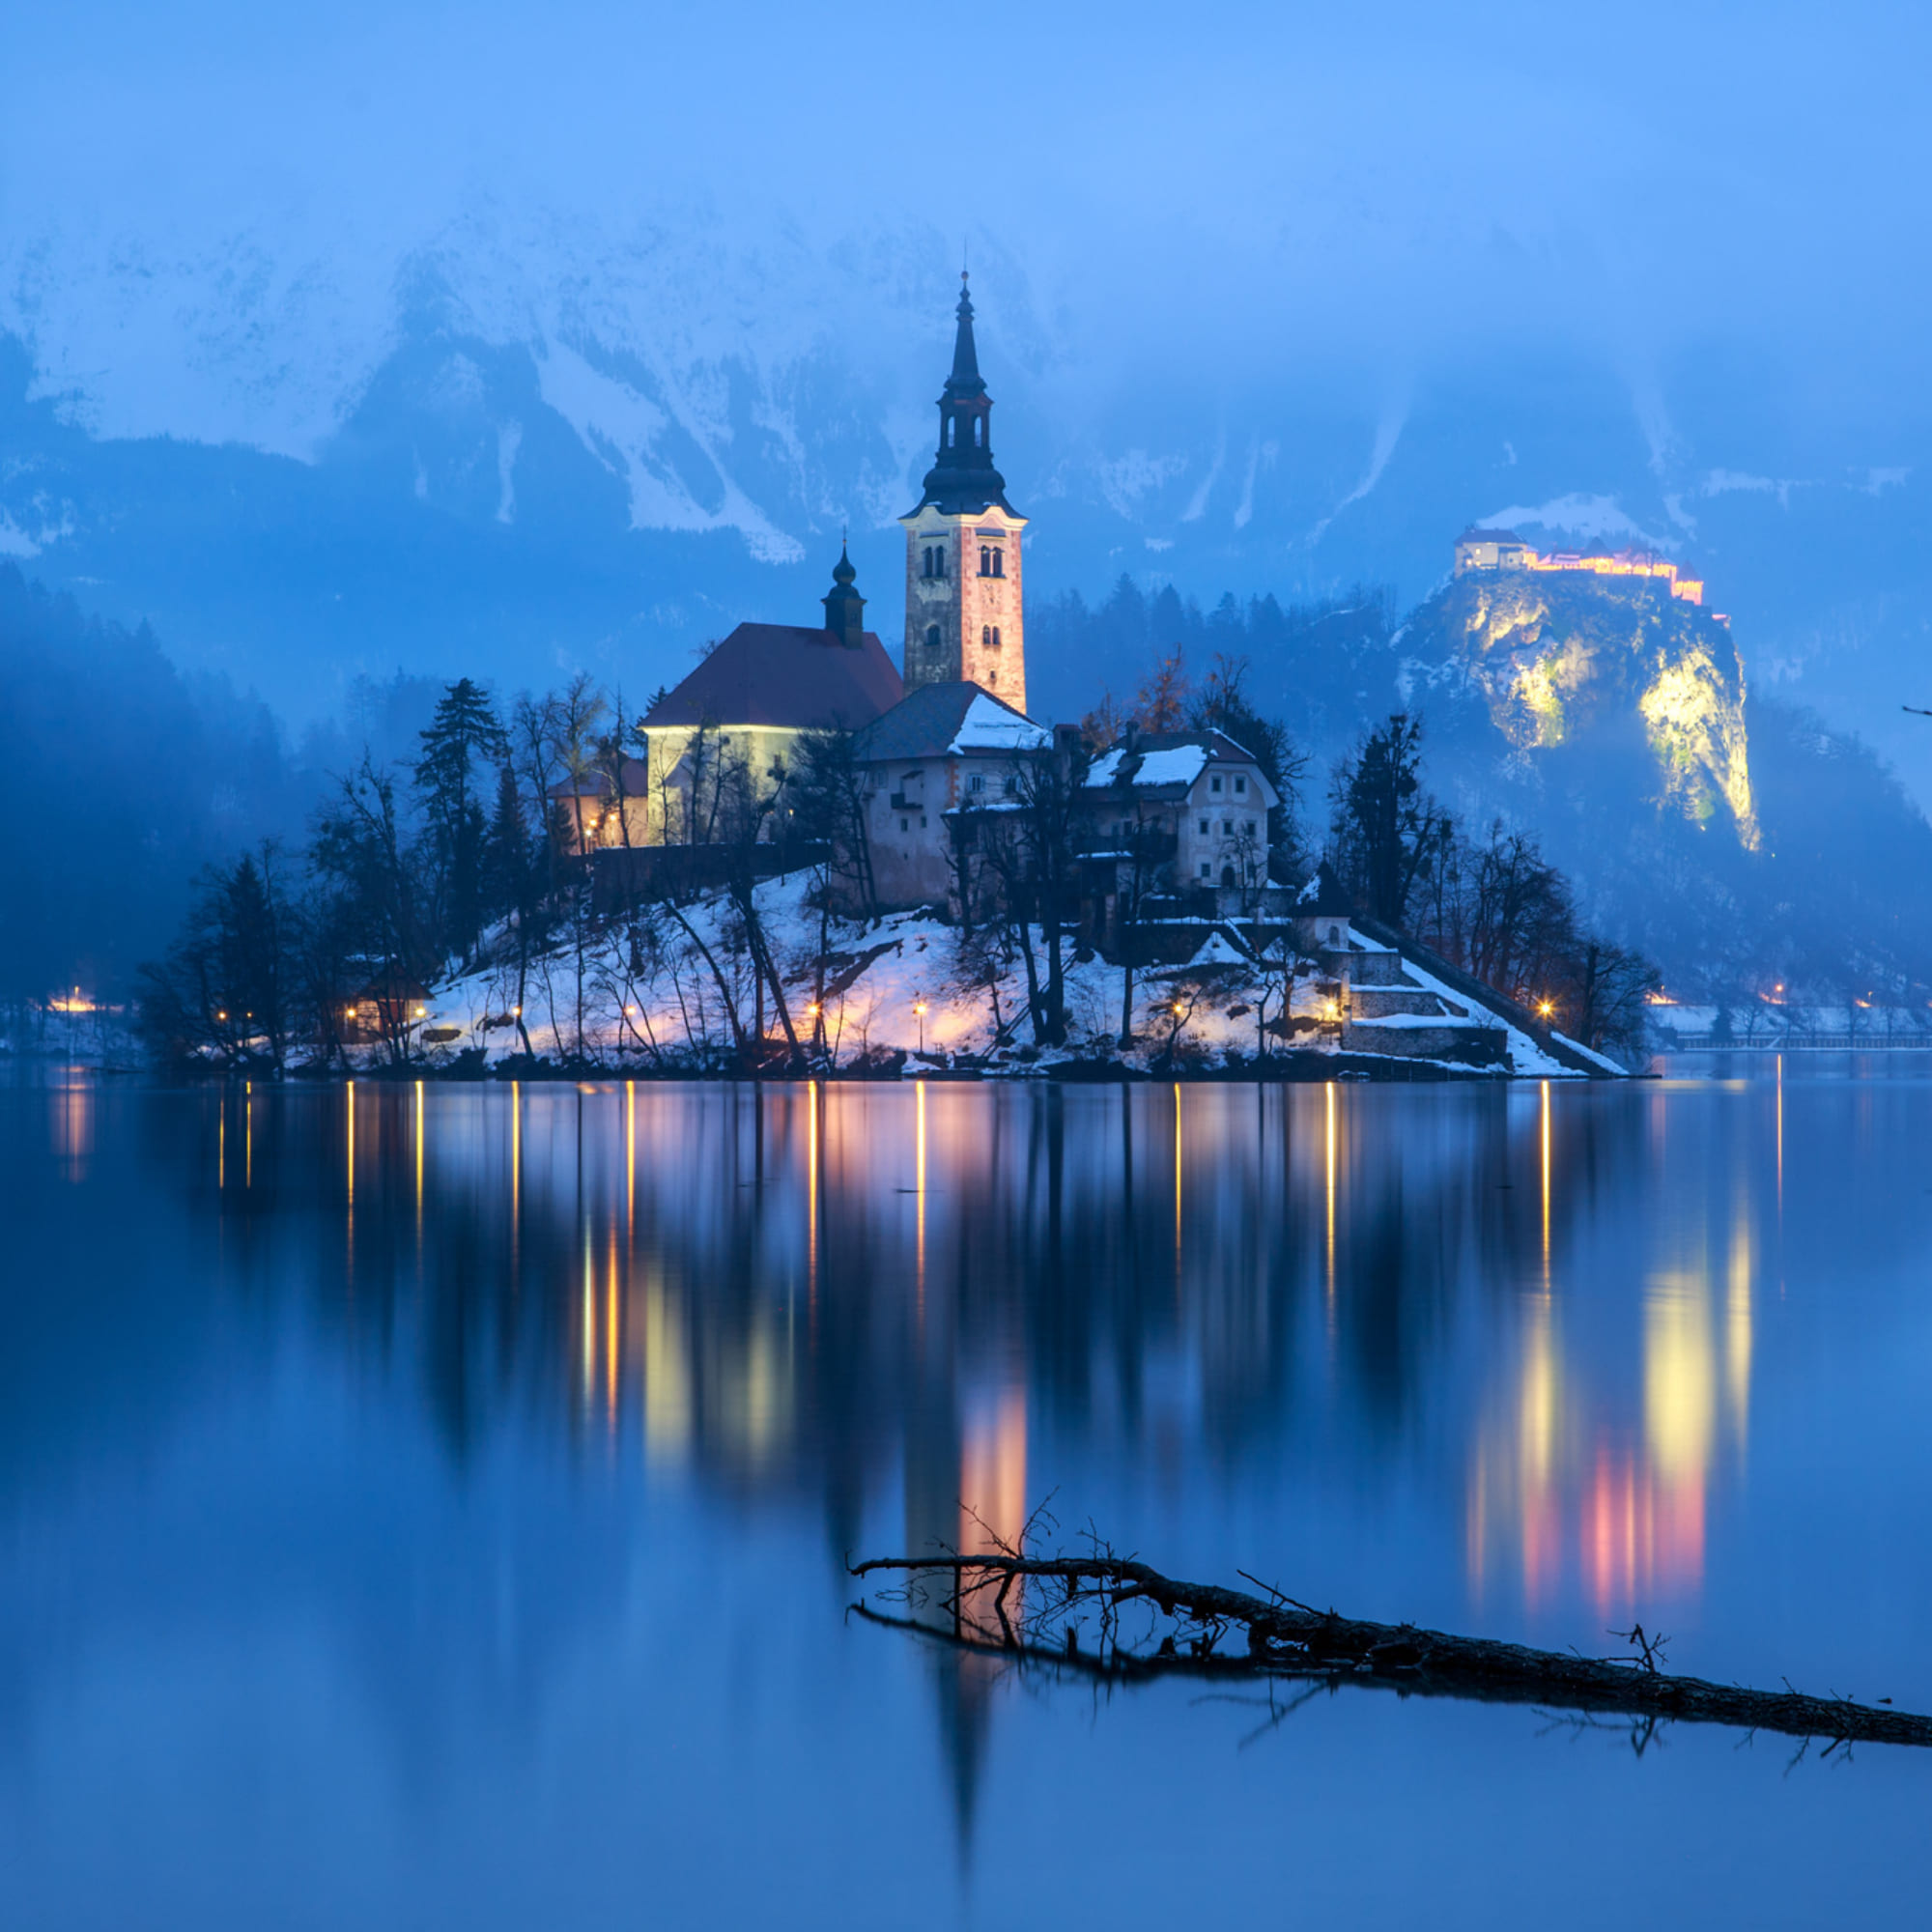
[381,870,1603,1080]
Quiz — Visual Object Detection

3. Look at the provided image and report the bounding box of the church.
[554,274,1037,854]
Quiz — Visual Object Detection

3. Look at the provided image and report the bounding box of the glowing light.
[1537,999,1554,1018]
[1324,1082,1337,1330]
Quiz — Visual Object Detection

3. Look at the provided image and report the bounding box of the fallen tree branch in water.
[847,1550,1932,1750]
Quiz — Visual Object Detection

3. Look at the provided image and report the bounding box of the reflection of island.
[139,1074,1745,1834]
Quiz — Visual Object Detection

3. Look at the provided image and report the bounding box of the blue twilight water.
[2,1064,1929,1928]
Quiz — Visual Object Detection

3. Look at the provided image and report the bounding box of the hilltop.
[1391,566,1932,1001]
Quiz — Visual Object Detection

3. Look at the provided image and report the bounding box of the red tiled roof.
[644,624,905,731]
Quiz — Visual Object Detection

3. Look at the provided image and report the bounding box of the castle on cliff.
[1454,526,1725,622]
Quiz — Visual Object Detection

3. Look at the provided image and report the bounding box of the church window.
[991,627,1001,650]
[935,547,946,578]
[982,625,992,648]
[925,624,941,652]
[992,549,1005,578]
[987,670,997,686]
[980,547,991,576]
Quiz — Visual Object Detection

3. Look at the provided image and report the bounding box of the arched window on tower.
[926,624,941,653]
[992,627,1001,649]
[981,625,991,648]
[992,549,1005,578]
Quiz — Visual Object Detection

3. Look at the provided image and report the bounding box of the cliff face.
[1418,573,1759,849]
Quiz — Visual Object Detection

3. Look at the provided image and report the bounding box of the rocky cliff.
[1410,571,1758,848]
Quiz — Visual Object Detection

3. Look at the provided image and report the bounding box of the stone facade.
[900,502,1027,709]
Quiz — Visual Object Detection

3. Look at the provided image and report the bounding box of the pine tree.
[414,678,507,960]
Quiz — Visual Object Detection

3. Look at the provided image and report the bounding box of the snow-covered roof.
[1152,927,1252,976]
[1084,728,1276,804]
[947,692,1051,754]
[852,680,1045,764]
[1086,745,1209,790]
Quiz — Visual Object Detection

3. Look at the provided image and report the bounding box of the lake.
[3,1064,1929,1927]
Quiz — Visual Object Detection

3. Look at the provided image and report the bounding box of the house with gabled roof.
[847,681,1050,909]
[1082,726,1279,912]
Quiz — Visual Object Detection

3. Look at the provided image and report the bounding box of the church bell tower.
[899,274,1028,710]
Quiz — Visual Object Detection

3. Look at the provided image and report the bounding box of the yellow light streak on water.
[1324,1083,1337,1329]
[608,1231,621,1435]
[1173,1082,1183,1272]
[1540,1079,1550,1287]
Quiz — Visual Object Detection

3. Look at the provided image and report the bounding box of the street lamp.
[913,1001,927,1054]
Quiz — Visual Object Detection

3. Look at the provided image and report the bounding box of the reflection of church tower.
[900,274,1029,710]
[902,1380,1030,1863]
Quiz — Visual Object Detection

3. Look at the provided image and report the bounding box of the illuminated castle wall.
[1455,526,1718,617]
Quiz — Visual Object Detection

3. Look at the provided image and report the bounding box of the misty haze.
[5,5,1932,1928]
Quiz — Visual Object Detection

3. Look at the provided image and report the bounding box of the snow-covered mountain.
[4,189,1929,798]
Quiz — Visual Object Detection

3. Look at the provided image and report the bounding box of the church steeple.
[821,540,867,648]
[917,273,1012,517]
[900,276,1029,710]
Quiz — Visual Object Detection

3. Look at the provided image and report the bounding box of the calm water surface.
[3,1064,1930,1927]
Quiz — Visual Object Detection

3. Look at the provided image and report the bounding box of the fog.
[10,1,1929,444]
[6,2,1932,1003]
